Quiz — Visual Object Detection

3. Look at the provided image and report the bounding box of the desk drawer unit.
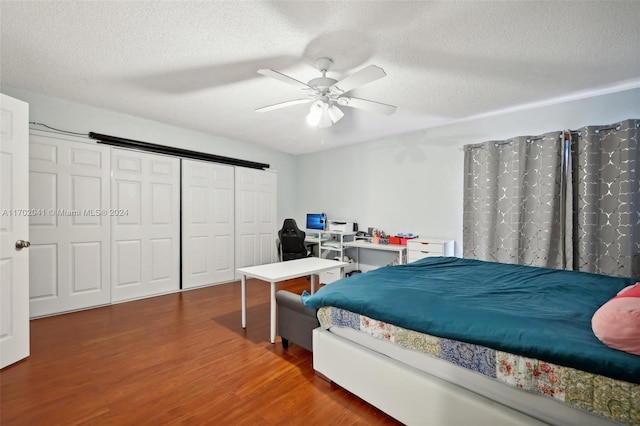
[407,238,454,263]
[320,263,358,284]
[320,268,342,284]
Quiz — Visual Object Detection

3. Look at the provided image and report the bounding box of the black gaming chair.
[278,218,311,261]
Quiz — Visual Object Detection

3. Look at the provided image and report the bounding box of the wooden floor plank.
[1,278,401,425]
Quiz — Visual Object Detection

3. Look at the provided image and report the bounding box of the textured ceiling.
[1,1,639,155]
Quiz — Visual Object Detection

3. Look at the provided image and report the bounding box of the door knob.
[15,240,31,250]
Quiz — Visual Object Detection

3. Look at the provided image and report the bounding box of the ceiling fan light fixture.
[328,105,344,123]
[307,101,343,128]
[306,101,323,127]
[318,109,333,128]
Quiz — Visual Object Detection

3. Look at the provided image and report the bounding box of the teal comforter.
[303,257,640,384]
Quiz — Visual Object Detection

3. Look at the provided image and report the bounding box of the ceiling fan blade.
[257,69,312,90]
[330,65,387,94]
[337,96,397,115]
[255,98,312,112]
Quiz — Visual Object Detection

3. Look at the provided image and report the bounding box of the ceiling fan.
[255,57,397,128]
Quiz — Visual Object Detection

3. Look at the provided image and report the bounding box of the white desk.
[303,234,327,257]
[343,240,407,268]
[237,257,348,343]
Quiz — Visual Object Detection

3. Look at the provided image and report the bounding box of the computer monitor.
[306,213,326,231]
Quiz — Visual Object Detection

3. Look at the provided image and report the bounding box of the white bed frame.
[312,328,615,426]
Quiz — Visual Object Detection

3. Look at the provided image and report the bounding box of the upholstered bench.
[276,290,319,351]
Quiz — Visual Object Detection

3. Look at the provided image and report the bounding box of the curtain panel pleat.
[572,118,640,277]
[463,119,639,278]
[463,132,566,269]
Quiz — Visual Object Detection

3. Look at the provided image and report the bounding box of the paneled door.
[182,159,235,289]
[235,167,277,278]
[28,133,111,317]
[0,94,30,368]
[111,149,180,302]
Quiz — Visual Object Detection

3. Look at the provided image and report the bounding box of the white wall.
[295,88,640,256]
[1,86,297,225]
[5,85,638,258]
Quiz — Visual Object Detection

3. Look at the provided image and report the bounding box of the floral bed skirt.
[318,306,640,425]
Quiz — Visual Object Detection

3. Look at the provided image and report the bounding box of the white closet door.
[0,94,30,367]
[182,159,234,289]
[235,167,277,277]
[29,133,111,317]
[111,149,179,302]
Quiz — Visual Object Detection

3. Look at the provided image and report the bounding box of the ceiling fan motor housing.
[308,77,338,91]
[309,57,337,92]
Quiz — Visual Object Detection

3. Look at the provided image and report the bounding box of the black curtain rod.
[88,132,270,170]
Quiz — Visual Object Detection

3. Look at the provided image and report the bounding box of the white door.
[182,159,234,289]
[235,167,277,278]
[0,94,30,368]
[28,133,111,317]
[111,149,180,302]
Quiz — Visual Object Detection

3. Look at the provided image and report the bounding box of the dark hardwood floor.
[1,278,401,425]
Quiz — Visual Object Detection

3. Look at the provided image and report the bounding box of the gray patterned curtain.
[463,131,567,269]
[463,119,639,278]
[572,119,640,277]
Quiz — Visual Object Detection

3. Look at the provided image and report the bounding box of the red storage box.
[391,235,417,245]
[388,236,401,245]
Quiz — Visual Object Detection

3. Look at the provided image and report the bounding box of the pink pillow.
[591,283,640,356]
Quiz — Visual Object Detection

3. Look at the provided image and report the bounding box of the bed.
[302,257,640,425]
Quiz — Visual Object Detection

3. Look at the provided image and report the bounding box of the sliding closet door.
[111,149,180,302]
[235,167,277,278]
[182,159,234,288]
[29,133,111,317]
